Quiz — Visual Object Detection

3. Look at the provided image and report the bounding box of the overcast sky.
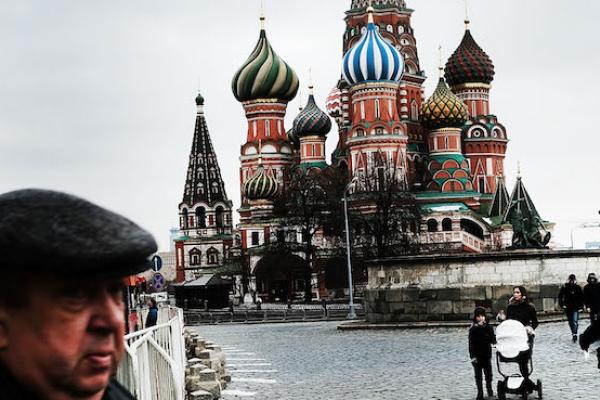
[2,0,599,250]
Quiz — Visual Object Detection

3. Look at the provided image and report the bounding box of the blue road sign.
[151,255,163,272]
[152,273,165,290]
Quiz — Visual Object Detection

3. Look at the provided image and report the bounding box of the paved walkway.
[195,320,600,399]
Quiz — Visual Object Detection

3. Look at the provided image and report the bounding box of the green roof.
[298,161,329,171]
[420,202,470,213]
[416,191,481,199]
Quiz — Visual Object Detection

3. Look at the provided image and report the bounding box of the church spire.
[181,92,230,207]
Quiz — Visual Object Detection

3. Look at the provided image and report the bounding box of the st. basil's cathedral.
[174,0,550,300]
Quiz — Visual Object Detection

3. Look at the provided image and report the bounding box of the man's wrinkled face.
[0,274,126,400]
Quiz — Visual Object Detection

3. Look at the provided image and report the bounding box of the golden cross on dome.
[464,0,471,29]
[260,0,266,29]
[438,45,444,78]
[308,67,314,94]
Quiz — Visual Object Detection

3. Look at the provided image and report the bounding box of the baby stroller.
[496,320,542,399]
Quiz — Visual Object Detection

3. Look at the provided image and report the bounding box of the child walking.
[469,307,496,400]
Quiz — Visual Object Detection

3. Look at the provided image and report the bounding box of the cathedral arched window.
[375,99,381,119]
[197,183,205,194]
[427,219,438,233]
[197,168,204,179]
[215,206,225,228]
[398,25,405,34]
[189,248,201,266]
[386,24,393,33]
[356,129,365,137]
[471,101,477,116]
[195,207,206,228]
[253,121,257,137]
[442,218,453,232]
[209,168,216,179]
[265,120,271,137]
[182,208,189,229]
[207,248,219,265]
[360,101,365,120]
[212,182,219,194]
[410,100,418,121]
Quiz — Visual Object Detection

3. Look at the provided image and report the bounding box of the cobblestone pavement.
[194,321,600,400]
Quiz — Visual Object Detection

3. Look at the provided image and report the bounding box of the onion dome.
[244,164,278,200]
[421,77,469,130]
[444,29,495,87]
[292,87,332,138]
[195,92,204,106]
[342,7,404,86]
[326,86,342,117]
[232,17,299,103]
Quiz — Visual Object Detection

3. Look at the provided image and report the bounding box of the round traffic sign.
[152,273,165,290]
[151,255,163,272]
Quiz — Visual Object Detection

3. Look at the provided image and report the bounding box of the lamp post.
[343,178,358,319]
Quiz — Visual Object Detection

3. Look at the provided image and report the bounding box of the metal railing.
[184,304,365,325]
[117,307,186,400]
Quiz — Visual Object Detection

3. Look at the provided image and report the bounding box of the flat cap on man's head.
[0,189,157,278]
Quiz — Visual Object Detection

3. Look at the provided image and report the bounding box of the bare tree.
[273,166,348,302]
[349,152,421,259]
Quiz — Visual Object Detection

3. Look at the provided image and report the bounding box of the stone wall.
[364,250,600,323]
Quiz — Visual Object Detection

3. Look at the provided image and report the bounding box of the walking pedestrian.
[321,298,328,317]
[145,298,158,328]
[468,307,496,400]
[256,296,262,311]
[558,274,584,342]
[0,189,157,400]
[579,273,600,368]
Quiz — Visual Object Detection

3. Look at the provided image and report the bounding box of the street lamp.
[343,177,358,319]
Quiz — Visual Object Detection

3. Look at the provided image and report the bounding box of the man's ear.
[0,307,9,349]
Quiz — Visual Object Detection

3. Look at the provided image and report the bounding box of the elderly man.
[0,189,157,399]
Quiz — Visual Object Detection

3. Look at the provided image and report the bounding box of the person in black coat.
[504,286,538,390]
[558,274,584,342]
[469,307,496,400]
[580,273,600,368]
[506,286,539,342]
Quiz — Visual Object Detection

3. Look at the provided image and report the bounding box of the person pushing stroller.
[469,307,496,400]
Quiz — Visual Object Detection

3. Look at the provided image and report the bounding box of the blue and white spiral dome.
[342,7,404,86]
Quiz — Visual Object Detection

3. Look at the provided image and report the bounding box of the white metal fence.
[117,307,186,400]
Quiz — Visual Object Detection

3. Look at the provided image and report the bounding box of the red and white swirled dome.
[325,86,342,118]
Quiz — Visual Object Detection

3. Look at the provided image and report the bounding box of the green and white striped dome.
[232,20,299,103]
[244,164,279,200]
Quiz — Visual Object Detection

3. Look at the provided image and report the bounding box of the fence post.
[169,318,186,400]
